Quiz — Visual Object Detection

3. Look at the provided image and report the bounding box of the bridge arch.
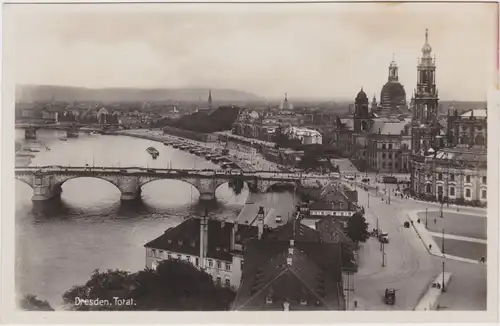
[138,178,202,199]
[54,175,121,191]
[262,180,300,193]
[14,175,35,189]
[214,178,252,195]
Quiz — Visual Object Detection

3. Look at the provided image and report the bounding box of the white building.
[284,126,323,145]
[144,213,266,290]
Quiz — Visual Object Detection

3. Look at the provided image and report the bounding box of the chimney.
[199,209,209,269]
[221,220,225,228]
[230,222,237,251]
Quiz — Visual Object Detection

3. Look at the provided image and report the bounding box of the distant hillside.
[15,85,263,103]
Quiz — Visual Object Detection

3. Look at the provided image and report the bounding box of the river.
[15,129,298,309]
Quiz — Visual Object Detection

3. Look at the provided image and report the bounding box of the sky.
[5,2,498,101]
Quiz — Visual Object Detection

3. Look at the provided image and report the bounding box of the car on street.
[384,288,396,305]
[379,232,389,243]
[275,215,283,223]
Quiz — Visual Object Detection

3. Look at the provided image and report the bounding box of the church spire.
[388,54,398,82]
[208,89,212,109]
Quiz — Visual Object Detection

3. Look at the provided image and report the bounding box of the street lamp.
[441,228,446,292]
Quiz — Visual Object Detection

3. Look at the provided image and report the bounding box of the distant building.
[308,191,358,220]
[196,90,216,114]
[333,89,412,173]
[412,108,487,205]
[284,126,323,145]
[377,56,407,116]
[279,92,294,111]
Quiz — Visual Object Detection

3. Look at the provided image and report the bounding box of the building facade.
[334,89,412,173]
[410,30,487,205]
[144,216,260,290]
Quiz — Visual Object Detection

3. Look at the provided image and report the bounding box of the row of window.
[418,173,487,184]
[381,162,398,169]
[213,275,231,287]
[426,184,487,199]
[149,249,231,271]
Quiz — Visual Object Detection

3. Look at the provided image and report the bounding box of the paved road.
[331,158,360,173]
[352,185,438,310]
[351,184,487,310]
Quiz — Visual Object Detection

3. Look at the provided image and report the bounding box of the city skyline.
[6,2,497,102]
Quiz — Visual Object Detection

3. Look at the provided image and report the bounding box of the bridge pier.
[120,187,142,201]
[31,184,62,201]
[198,192,216,202]
[117,176,142,201]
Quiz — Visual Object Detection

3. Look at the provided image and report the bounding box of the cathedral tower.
[354,88,370,133]
[411,29,442,155]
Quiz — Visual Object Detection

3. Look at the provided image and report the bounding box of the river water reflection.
[15,129,297,309]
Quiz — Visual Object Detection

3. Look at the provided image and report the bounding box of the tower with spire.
[354,87,370,133]
[388,53,399,82]
[379,54,407,114]
[411,29,442,156]
[371,94,378,111]
[208,89,213,109]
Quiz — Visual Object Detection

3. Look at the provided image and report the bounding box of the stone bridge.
[15,166,303,202]
[15,123,115,139]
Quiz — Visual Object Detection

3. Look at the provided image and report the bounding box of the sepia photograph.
[1,0,498,323]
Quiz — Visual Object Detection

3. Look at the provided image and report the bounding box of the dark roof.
[355,89,368,103]
[315,219,358,273]
[309,191,354,211]
[232,239,345,311]
[381,81,406,99]
[264,220,320,243]
[144,218,258,262]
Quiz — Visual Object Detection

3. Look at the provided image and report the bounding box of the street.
[352,185,438,310]
[348,179,487,310]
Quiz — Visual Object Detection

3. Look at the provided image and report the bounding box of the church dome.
[380,82,407,111]
[355,88,368,103]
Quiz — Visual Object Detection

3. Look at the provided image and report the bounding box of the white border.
[1,0,499,324]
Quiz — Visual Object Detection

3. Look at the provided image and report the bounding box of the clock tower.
[411,29,443,156]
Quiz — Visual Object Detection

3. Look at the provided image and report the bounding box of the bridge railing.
[15,166,332,180]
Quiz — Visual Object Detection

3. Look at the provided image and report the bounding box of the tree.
[62,260,235,311]
[63,269,136,311]
[346,212,370,245]
[19,294,54,311]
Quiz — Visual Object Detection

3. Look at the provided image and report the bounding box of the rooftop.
[144,218,259,262]
[459,108,487,118]
[232,239,345,311]
[370,119,408,135]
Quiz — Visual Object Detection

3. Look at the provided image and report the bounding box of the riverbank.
[114,129,289,173]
